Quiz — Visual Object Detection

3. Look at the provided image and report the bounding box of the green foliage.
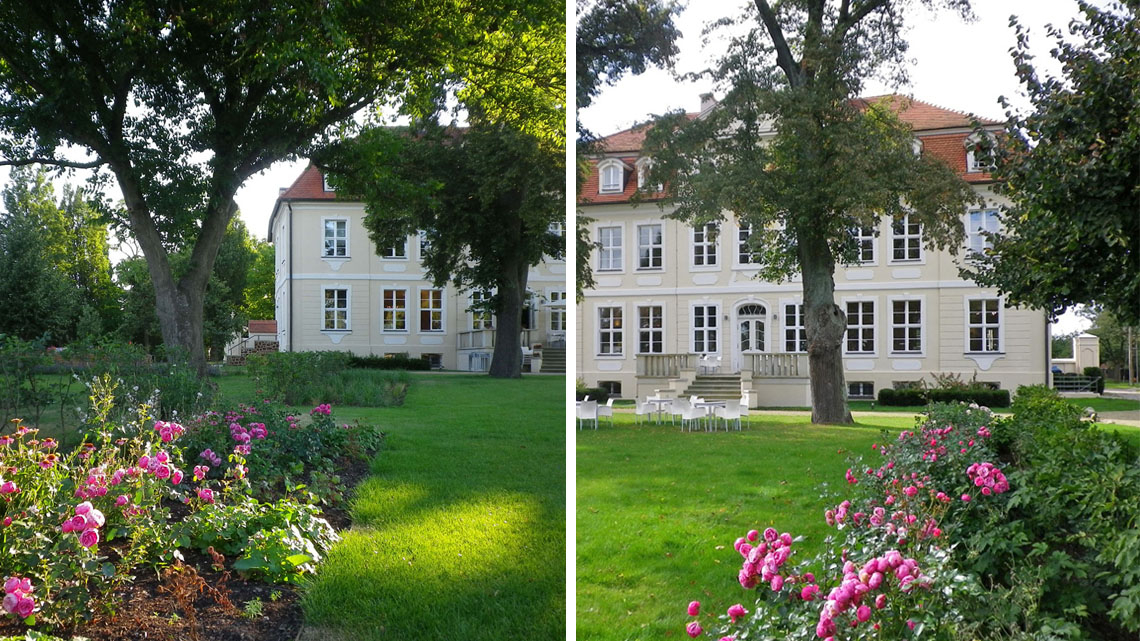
[245,352,409,407]
[65,342,216,421]
[964,2,1140,325]
[952,387,1140,637]
[1082,366,1106,394]
[0,336,51,425]
[173,495,337,584]
[1083,307,1137,373]
[878,387,928,406]
[241,239,275,322]
[347,353,431,371]
[575,387,610,403]
[1051,332,1077,359]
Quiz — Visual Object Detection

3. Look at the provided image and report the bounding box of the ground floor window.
[637,306,664,354]
[599,381,622,397]
[383,289,407,332]
[847,381,874,399]
[784,303,806,353]
[692,304,719,353]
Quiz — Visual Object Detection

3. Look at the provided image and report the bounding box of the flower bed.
[0,375,382,640]
[685,388,1140,640]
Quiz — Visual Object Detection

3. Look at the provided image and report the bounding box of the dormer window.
[965,133,995,173]
[912,138,924,157]
[322,173,334,192]
[635,157,660,191]
[598,159,624,194]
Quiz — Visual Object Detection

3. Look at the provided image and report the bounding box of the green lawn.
[272,373,566,641]
[576,412,915,641]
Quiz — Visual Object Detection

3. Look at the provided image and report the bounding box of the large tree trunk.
[489,256,529,378]
[799,231,853,424]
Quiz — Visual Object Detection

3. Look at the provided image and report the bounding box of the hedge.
[348,353,432,371]
[877,387,1011,408]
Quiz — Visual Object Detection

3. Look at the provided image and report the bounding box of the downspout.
[288,202,295,353]
[1045,317,1051,386]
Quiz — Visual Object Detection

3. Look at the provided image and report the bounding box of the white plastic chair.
[670,398,691,430]
[739,395,751,421]
[576,400,598,430]
[715,400,743,431]
[597,398,615,426]
[634,398,654,425]
[680,402,705,432]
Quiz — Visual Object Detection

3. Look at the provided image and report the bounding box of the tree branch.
[835,0,889,41]
[0,157,105,169]
[753,0,801,84]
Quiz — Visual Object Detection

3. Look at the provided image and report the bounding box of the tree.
[575,0,682,296]
[242,240,276,322]
[0,207,77,342]
[0,2,474,375]
[1082,307,1138,378]
[963,2,1139,326]
[642,1,981,424]
[0,166,117,342]
[319,121,564,378]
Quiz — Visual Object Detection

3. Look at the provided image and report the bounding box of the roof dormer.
[597,158,629,194]
[965,132,995,174]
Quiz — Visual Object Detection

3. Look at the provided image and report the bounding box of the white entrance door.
[734,303,768,372]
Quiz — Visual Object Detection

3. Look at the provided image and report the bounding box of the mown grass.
[576,411,914,641]
[282,373,566,641]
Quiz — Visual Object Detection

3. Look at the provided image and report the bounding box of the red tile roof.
[248,320,277,334]
[279,164,337,200]
[579,94,998,204]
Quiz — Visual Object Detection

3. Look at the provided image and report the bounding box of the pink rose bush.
[685,403,1008,639]
[2,576,36,620]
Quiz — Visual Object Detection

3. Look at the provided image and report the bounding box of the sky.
[579,0,1096,335]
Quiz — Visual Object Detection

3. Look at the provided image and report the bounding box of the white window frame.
[635,157,660,192]
[843,298,877,356]
[418,287,445,334]
[382,237,408,260]
[597,305,624,357]
[598,159,624,194]
[469,290,494,330]
[889,215,923,264]
[888,295,926,356]
[636,223,664,271]
[966,209,999,257]
[321,286,350,332]
[690,303,720,355]
[548,221,565,237]
[381,287,409,333]
[321,217,349,258]
[597,225,624,272]
[736,301,769,353]
[690,223,719,270]
[964,296,1003,354]
[852,225,877,265]
[848,382,875,399]
[636,305,665,354]
[321,174,334,192]
[782,302,807,354]
[546,288,567,332]
[735,220,759,267]
[418,230,431,258]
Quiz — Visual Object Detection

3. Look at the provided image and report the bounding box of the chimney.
[699,92,717,113]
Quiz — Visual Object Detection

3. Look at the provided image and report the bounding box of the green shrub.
[576,387,610,403]
[926,387,1011,407]
[246,351,350,405]
[878,387,927,406]
[952,386,1140,637]
[347,353,431,371]
[1083,366,1106,394]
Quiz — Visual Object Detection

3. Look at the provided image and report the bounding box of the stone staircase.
[539,347,566,373]
[681,373,742,401]
[225,340,279,366]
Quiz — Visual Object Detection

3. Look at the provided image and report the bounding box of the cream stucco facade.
[268,166,567,371]
[576,98,1049,403]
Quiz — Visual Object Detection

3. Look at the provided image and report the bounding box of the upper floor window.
[635,157,660,191]
[598,226,623,271]
[967,209,999,256]
[382,238,407,259]
[852,226,876,263]
[966,133,996,173]
[323,219,348,258]
[418,230,431,256]
[598,159,624,193]
[737,222,758,265]
[548,221,564,237]
[637,224,663,270]
[891,215,921,262]
[693,223,718,267]
[322,174,334,192]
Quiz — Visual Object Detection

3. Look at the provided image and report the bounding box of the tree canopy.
[641,0,981,423]
[318,121,564,378]
[963,1,1139,325]
[0,1,539,374]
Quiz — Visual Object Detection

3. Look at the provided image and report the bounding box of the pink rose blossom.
[1,593,16,614]
[171,468,184,485]
[686,621,702,638]
[78,528,99,548]
[687,601,700,616]
[14,596,34,618]
[155,464,171,480]
[727,603,747,623]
